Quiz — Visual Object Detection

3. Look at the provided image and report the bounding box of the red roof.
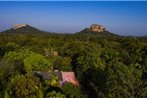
[61,72,79,86]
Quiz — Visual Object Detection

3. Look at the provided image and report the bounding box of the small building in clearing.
[33,71,79,86]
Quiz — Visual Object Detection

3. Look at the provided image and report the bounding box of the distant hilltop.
[13,24,27,30]
[77,24,118,37]
[78,24,106,34]
[1,24,44,35]
[90,24,106,32]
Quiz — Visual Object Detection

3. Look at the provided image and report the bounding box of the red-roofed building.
[33,71,79,86]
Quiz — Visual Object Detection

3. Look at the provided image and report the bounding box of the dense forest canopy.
[0,25,147,98]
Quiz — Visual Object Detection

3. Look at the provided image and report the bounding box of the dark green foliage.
[0,30,147,98]
[62,83,81,98]
[45,90,66,98]
[53,56,72,71]
[5,74,42,98]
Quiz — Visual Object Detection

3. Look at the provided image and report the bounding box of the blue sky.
[0,1,147,36]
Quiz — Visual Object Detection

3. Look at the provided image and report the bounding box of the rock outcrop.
[1,24,45,34]
[90,24,105,32]
[13,24,27,30]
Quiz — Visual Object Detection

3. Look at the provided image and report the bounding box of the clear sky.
[0,1,147,36]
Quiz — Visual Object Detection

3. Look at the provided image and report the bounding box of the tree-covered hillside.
[0,28,147,98]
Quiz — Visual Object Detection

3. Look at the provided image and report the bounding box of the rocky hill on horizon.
[77,24,118,37]
[1,24,47,35]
